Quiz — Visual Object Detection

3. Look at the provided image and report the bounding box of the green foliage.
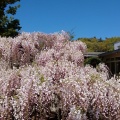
[78,37,120,52]
[0,0,21,37]
[84,57,101,67]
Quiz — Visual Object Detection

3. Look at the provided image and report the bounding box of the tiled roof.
[84,52,104,57]
[99,49,120,57]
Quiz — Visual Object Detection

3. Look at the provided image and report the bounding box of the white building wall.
[114,42,120,50]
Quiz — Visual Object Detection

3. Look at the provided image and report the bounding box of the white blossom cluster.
[0,31,120,120]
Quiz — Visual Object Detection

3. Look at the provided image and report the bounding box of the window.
[111,62,115,74]
[116,62,120,74]
[118,46,120,49]
[116,57,120,61]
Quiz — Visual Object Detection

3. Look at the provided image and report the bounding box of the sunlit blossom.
[0,31,120,119]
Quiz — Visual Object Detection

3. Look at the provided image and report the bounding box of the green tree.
[104,37,120,51]
[0,0,21,37]
[78,37,120,52]
[84,57,101,67]
[67,29,75,41]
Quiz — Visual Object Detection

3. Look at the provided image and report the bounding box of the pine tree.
[0,0,21,37]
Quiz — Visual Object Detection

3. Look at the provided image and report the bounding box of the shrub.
[84,57,101,67]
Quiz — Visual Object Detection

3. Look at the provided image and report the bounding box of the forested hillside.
[78,37,120,52]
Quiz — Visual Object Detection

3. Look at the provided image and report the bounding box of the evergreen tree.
[0,0,21,37]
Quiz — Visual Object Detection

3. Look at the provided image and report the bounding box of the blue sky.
[15,0,120,40]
